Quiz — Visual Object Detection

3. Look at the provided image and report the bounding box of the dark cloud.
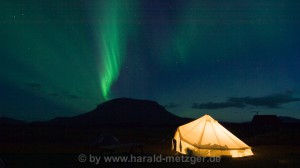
[67,94,80,99]
[192,93,300,110]
[249,111,260,114]
[192,101,245,109]
[49,93,80,99]
[229,94,300,108]
[27,82,42,89]
[164,103,180,109]
[49,93,63,98]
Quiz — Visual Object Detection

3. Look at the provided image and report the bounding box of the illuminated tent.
[172,114,253,157]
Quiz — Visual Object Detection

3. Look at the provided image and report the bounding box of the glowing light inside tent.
[173,114,254,158]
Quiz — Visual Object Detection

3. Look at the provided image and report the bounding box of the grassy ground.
[1,125,300,168]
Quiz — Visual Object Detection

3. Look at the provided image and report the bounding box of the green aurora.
[97,0,135,100]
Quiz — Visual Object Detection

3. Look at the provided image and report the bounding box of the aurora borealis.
[97,0,134,100]
[1,0,300,122]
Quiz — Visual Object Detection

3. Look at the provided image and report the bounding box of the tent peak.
[204,114,215,121]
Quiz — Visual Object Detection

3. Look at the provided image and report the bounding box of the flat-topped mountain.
[46,98,188,126]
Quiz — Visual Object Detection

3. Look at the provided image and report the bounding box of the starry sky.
[1,0,300,122]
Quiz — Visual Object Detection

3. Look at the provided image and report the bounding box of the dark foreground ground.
[1,123,300,168]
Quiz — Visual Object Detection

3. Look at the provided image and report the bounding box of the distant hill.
[0,117,26,125]
[44,98,189,126]
[278,116,300,123]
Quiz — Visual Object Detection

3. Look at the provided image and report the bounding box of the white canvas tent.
[173,114,253,157]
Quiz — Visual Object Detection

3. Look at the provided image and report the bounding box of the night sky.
[1,0,300,122]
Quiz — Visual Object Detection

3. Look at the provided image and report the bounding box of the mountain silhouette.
[0,117,26,125]
[46,98,188,126]
[278,116,300,123]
